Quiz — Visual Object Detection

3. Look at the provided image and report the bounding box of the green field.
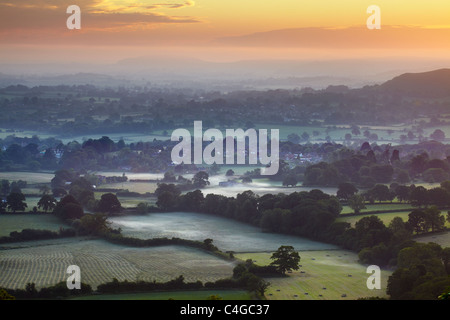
[415,231,450,248]
[0,213,67,237]
[0,171,54,184]
[340,203,415,215]
[337,210,450,229]
[236,250,392,300]
[116,197,157,209]
[336,211,412,227]
[71,290,251,300]
[109,211,338,253]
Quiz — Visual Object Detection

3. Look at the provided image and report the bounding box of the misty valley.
[1,68,450,302]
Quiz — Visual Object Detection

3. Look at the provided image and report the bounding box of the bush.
[3,282,92,299]
[0,228,76,244]
[97,276,203,294]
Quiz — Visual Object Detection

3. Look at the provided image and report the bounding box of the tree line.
[302,145,450,188]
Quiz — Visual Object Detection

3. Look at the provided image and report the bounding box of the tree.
[10,181,25,194]
[390,149,400,163]
[60,203,84,220]
[370,165,394,183]
[287,133,301,144]
[39,184,51,195]
[192,171,210,188]
[423,168,448,183]
[79,213,111,235]
[396,170,410,184]
[52,187,67,198]
[246,274,271,296]
[225,169,235,177]
[388,217,413,244]
[441,180,450,192]
[424,206,445,232]
[156,191,178,212]
[442,247,450,276]
[6,192,27,213]
[260,208,290,233]
[348,194,366,214]
[410,186,429,207]
[37,194,57,212]
[301,132,310,141]
[408,209,428,234]
[53,195,84,220]
[336,182,358,201]
[387,242,447,299]
[354,216,391,250]
[180,189,204,212]
[155,183,181,197]
[0,198,6,213]
[395,185,411,203]
[270,245,300,275]
[163,171,177,182]
[351,126,361,136]
[42,148,57,169]
[345,133,352,142]
[430,129,445,141]
[368,184,392,203]
[409,153,429,176]
[1,180,10,197]
[242,176,253,183]
[427,187,449,207]
[136,202,151,214]
[97,193,122,214]
[361,141,371,152]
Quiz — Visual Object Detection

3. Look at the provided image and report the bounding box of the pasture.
[236,250,392,300]
[415,231,450,248]
[337,209,450,229]
[0,240,235,290]
[340,203,414,215]
[0,213,66,237]
[336,211,412,227]
[0,171,54,184]
[108,211,338,253]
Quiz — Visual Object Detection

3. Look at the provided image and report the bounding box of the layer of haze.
[1,0,450,87]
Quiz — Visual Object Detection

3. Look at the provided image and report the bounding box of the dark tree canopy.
[97,193,122,214]
[270,245,301,275]
[6,192,27,213]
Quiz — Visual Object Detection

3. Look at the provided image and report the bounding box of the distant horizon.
[2,2,450,59]
[2,1,450,88]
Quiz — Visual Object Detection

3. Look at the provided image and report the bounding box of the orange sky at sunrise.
[1,0,450,63]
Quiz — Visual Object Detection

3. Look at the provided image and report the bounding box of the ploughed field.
[0,210,337,293]
[0,239,235,290]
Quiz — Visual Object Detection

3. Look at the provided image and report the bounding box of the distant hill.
[213,26,450,50]
[379,68,450,97]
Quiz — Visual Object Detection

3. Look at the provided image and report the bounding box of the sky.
[1,1,450,66]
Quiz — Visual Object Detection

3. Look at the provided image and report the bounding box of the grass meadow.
[415,231,450,248]
[108,212,338,253]
[0,171,54,184]
[0,213,66,237]
[236,250,392,300]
